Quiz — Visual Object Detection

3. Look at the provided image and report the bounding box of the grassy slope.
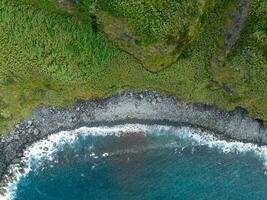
[22,0,210,71]
[0,0,266,134]
[96,0,209,71]
[210,0,267,120]
[97,0,206,44]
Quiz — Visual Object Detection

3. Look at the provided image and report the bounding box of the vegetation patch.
[0,0,266,134]
[20,0,211,72]
[96,0,209,72]
[209,0,267,119]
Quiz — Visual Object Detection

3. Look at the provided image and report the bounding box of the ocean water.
[2,124,267,200]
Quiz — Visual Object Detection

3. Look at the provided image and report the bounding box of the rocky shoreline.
[0,89,267,186]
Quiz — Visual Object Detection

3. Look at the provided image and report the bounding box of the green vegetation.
[18,0,211,71]
[209,0,267,120]
[0,0,266,134]
[98,0,204,44]
[96,0,209,71]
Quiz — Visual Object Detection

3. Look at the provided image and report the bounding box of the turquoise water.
[5,125,267,200]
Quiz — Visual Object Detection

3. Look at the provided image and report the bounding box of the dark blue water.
[12,126,267,200]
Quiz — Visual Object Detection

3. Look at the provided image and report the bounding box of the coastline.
[0,89,266,182]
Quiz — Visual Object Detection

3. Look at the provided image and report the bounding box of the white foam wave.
[1,124,267,200]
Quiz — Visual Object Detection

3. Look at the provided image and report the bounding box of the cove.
[3,124,267,200]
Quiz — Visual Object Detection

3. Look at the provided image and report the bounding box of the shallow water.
[3,125,267,200]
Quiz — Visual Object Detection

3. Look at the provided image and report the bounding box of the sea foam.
[1,124,267,200]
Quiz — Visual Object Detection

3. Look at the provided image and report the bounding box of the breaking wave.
[1,124,267,200]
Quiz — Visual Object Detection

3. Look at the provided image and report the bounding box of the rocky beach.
[0,89,266,190]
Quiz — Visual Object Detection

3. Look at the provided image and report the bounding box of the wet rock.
[11,159,20,164]
[18,168,25,174]
[151,99,157,105]
[232,106,248,115]
[0,138,5,143]
[69,115,78,123]
[13,135,20,141]
[1,135,13,143]
[2,176,9,185]
[9,130,15,135]
[0,188,7,196]
[1,180,8,187]
[20,161,28,168]
[28,127,34,134]
[0,161,5,167]
[27,120,33,127]
[43,147,49,152]
[33,129,40,136]
[10,174,17,182]
[17,153,23,157]
[156,96,161,103]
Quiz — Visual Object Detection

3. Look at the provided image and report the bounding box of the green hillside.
[0,0,266,134]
